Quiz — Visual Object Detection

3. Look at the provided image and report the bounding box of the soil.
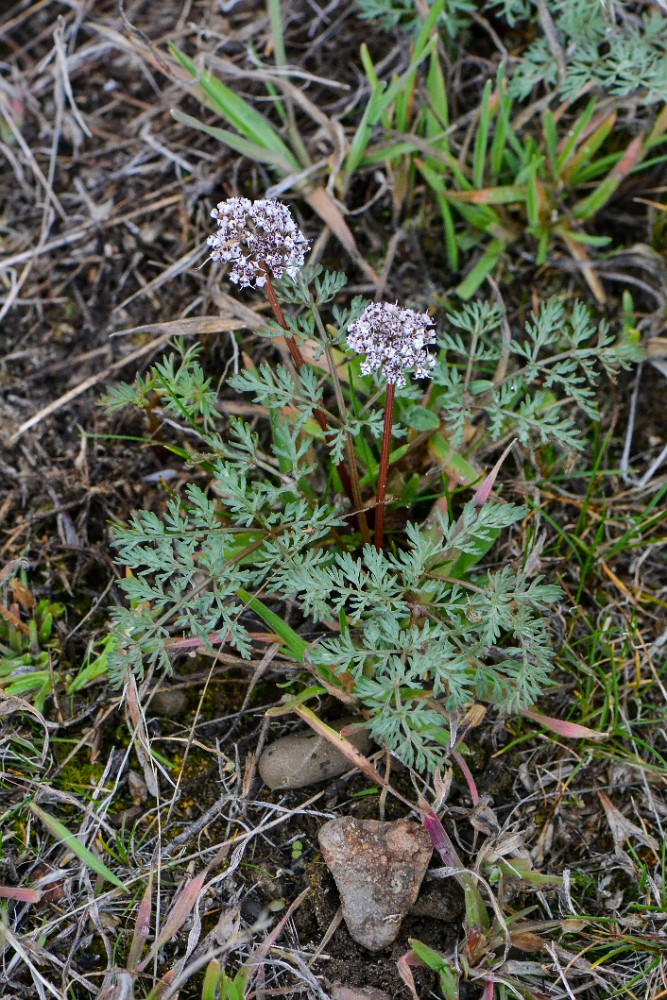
[2,1,666,998]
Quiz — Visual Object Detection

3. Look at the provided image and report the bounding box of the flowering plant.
[346,301,436,387]
[207,197,309,288]
[103,198,636,772]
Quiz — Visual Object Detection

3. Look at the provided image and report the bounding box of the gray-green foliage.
[432,298,638,450]
[354,0,476,40]
[357,0,667,103]
[497,0,667,103]
[286,518,560,772]
[103,272,633,772]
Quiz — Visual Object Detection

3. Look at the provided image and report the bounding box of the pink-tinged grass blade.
[127,875,153,973]
[145,968,176,1000]
[0,886,41,903]
[521,708,605,740]
[231,887,310,995]
[397,950,421,1000]
[445,185,525,205]
[422,809,490,931]
[573,133,645,220]
[251,886,309,963]
[470,439,517,508]
[294,704,414,808]
[429,439,517,566]
[451,749,480,806]
[422,810,464,869]
[426,435,514,533]
[138,872,207,972]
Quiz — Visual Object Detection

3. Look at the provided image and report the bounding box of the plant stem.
[263,273,305,371]
[262,273,359,526]
[375,382,395,551]
[311,300,371,546]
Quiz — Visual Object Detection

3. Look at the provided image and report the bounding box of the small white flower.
[346,302,437,388]
[208,197,309,288]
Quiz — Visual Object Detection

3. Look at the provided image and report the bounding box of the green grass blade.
[236,590,308,662]
[345,81,388,178]
[563,111,616,185]
[556,97,597,174]
[68,636,116,694]
[376,35,438,116]
[563,231,611,247]
[394,78,414,133]
[267,0,286,68]
[437,192,459,271]
[455,239,506,299]
[171,109,296,173]
[489,100,509,180]
[360,43,380,90]
[28,803,126,889]
[416,154,471,195]
[361,139,426,165]
[202,960,222,1000]
[359,44,393,134]
[356,440,412,490]
[574,133,645,220]
[247,42,287,125]
[473,79,493,189]
[169,44,300,171]
[573,150,624,184]
[544,109,558,179]
[262,3,311,167]
[447,197,502,230]
[408,940,459,1000]
[536,226,549,265]
[267,685,328,716]
[412,0,446,59]
[426,48,448,131]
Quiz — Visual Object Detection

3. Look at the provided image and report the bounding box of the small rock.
[258,718,371,790]
[318,817,432,951]
[148,686,187,717]
[331,986,391,1000]
[127,770,147,805]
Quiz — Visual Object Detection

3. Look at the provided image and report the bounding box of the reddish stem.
[452,749,480,806]
[374,381,395,551]
[263,275,305,371]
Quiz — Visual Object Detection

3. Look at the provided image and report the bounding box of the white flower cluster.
[346,302,437,387]
[208,197,309,288]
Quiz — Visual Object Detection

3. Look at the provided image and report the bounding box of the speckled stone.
[318,817,432,951]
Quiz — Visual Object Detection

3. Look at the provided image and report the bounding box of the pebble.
[148,686,187,716]
[258,718,371,790]
[318,817,432,951]
[330,986,391,1000]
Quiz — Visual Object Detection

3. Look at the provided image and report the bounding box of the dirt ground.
[2,1,667,998]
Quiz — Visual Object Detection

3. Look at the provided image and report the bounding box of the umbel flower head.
[347,301,437,388]
[208,197,309,288]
